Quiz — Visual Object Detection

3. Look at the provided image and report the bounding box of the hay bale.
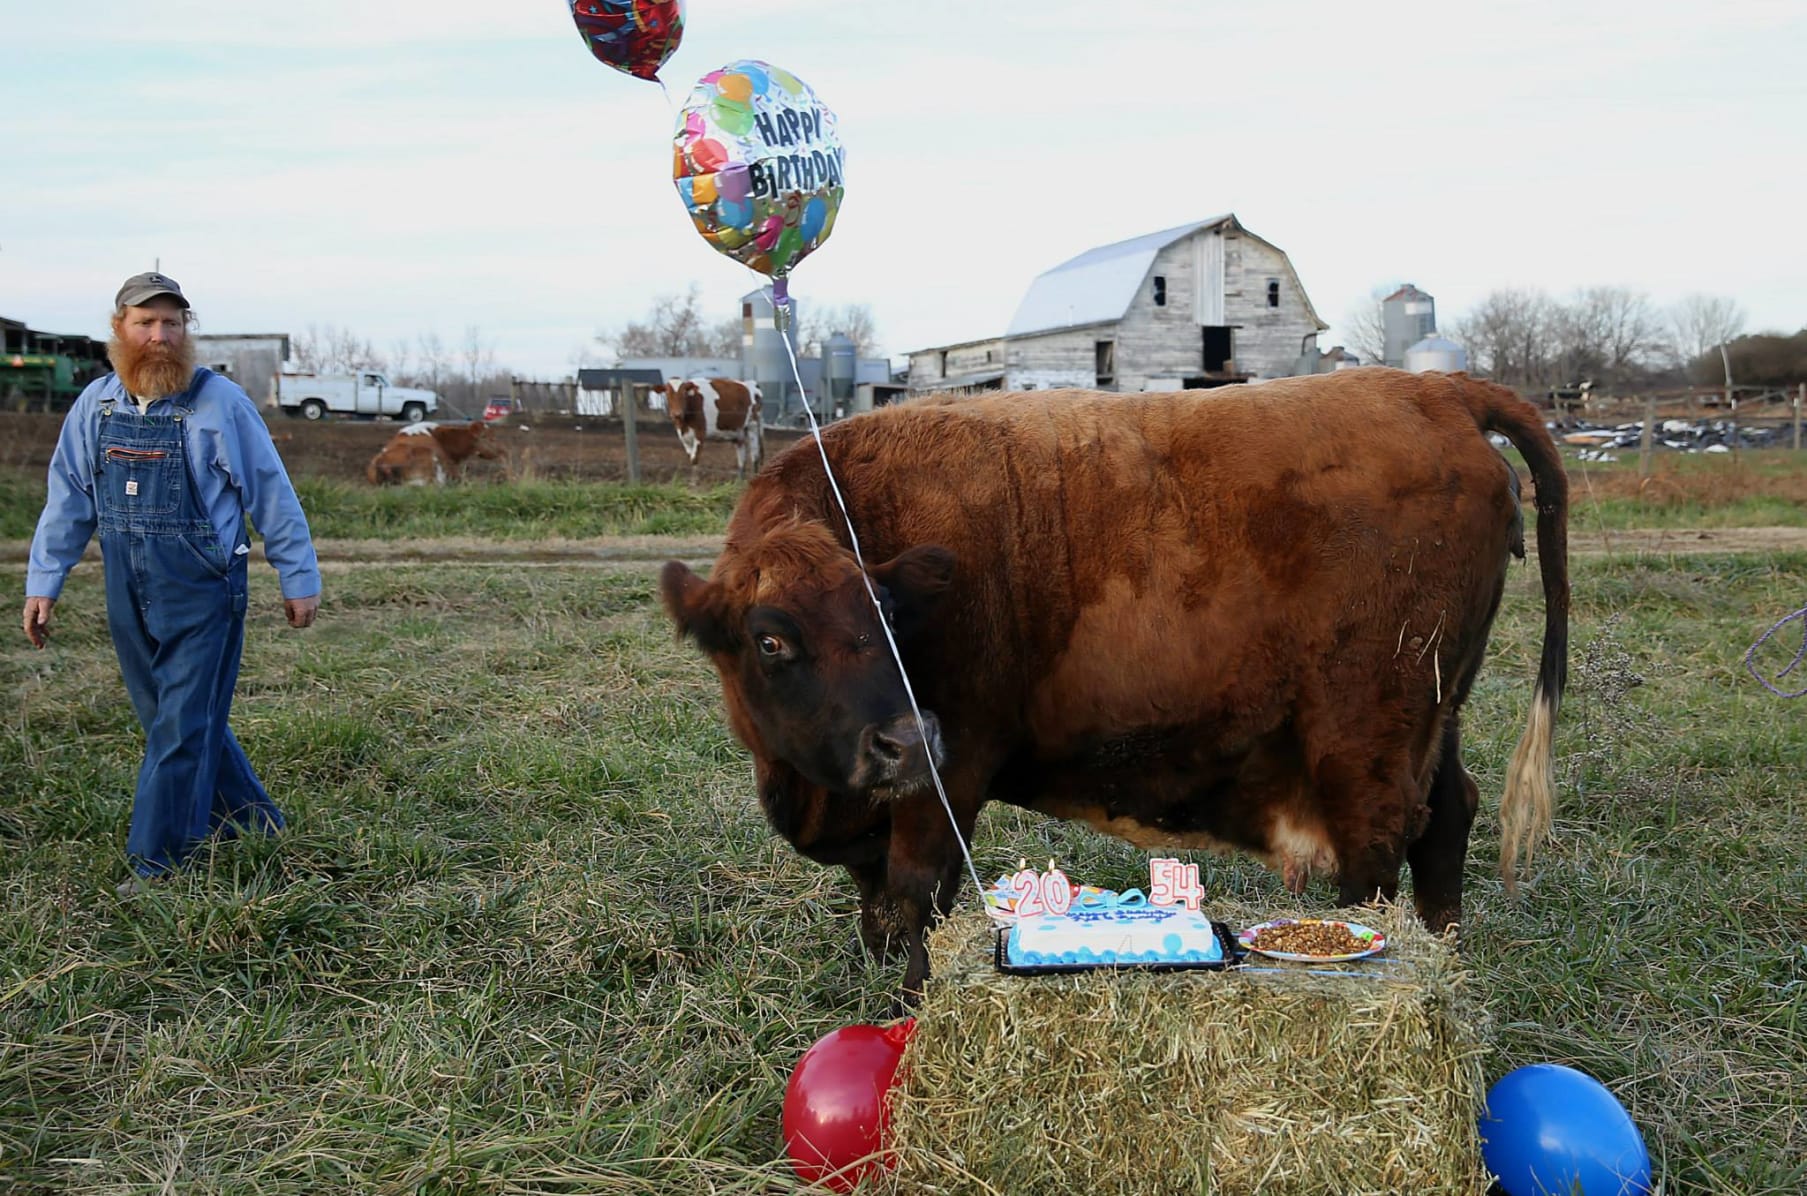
[888,899,1491,1196]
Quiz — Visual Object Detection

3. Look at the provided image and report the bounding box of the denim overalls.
[94,371,285,877]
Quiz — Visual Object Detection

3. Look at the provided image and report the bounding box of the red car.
[482,397,516,421]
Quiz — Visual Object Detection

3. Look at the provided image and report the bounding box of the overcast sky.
[2,0,1801,377]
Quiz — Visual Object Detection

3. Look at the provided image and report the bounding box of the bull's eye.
[756,633,786,658]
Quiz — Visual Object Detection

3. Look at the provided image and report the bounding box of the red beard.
[109,334,196,399]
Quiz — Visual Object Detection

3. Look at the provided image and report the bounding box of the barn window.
[1152,275,1167,307]
[939,350,949,377]
[1267,279,1281,308]
[1095,340,1116,389]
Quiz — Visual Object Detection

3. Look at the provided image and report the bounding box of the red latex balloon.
[782,1020,916,1192]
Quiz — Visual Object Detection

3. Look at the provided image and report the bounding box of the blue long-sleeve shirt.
[26,371,323,601]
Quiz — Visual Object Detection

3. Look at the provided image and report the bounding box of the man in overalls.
[21,272,322,897]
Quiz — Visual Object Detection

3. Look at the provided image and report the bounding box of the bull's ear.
[660,561,738,654]
[870,545,954,629]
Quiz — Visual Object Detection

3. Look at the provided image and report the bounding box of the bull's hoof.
[857,922,904,964]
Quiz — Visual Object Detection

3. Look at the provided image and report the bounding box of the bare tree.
[1557,286,1668,392]
[387,337,414,385]
[461,325,497,411]
[1449,288,1566,391]
[290,323,384,373]
[597,285,740,359]
[798,302,883,359]
[1336,285,1393,366]
[409,330,455,399]
[568,340,605,375]
[1669,294,1746,373]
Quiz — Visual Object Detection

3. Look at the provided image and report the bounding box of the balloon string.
[769,291,990,910]
[1747,604,1807,697]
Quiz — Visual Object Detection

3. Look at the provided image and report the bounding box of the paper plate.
[1236,918,1387,963]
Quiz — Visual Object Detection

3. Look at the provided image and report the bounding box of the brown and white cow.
[661,377,765,478]
[366,420,508,485]
[661,369,1569,1000]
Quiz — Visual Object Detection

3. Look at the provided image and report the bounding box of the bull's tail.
[1458,375,1570,894]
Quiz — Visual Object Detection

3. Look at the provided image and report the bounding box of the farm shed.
[907,214,1328,395]
[193,333,291,407]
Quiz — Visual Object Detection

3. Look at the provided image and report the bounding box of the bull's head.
[661,525,954,802]
[466,422,508,461]
[659,380,695,419]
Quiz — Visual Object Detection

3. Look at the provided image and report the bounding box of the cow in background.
[366,420,508,485]
[661,378,765,479]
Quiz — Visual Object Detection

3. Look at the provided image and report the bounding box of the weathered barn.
[907,214,1327,395]
[193,333,291,406]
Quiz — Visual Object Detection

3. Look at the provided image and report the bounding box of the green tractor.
[3,317,110,411]
[2,350,88,410]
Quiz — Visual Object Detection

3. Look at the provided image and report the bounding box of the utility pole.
[621,382,640,483]
[1639,392,1657,479]
[1719,342,1738,460]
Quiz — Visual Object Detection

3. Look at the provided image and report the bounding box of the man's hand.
[284,594,320,629]
[22,596,55,649]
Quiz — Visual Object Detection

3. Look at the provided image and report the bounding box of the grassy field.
[2,479,1805,1192]
[3,450,1805,544]
[0,475,743,543]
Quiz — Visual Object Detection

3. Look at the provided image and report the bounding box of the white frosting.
[1005,905,1223,967]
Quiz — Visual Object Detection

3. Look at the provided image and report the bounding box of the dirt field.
[0,410,816,486]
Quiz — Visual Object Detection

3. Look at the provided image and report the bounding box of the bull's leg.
[846,856,906,962]
[1407,718,1479,934]
[677,429,702,472]
[1311,750,1414,911]
[885,793,979,1006]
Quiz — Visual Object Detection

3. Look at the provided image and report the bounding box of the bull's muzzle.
[853,711,944,797]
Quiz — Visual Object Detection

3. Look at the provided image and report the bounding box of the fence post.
[1796,383,1803,452]
[622,383,641,484]
[1638,394,1657,478]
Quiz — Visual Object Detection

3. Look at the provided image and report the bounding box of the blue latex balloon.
[1481,1064,1653,1195]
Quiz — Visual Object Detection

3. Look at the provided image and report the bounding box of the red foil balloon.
[568,0,684,83]
[781,1020,916,1192]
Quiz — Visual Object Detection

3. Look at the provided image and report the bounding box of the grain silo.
[1404,333,1469,374]
[741,286,802,423]
[825,332,857,415]
[1382,284,1437,368]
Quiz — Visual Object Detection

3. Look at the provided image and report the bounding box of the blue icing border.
[1005,909,1223,966]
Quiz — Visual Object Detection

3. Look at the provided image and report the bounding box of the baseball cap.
[115,271,190,310]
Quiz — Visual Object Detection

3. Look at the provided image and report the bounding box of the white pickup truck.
[276,370,439,422]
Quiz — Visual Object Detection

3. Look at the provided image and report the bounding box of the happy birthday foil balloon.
[569,0,684,82]
[672,60,845,280]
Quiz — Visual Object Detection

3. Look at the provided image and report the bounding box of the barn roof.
[578,367,666,389]
[1004,214,1327,338]
[1004,215,1238,337]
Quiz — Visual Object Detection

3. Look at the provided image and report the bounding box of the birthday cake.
[1003,902,1226,968]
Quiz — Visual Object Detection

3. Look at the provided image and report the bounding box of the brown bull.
[661,369,1569,1000]
[366,420,507,485]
